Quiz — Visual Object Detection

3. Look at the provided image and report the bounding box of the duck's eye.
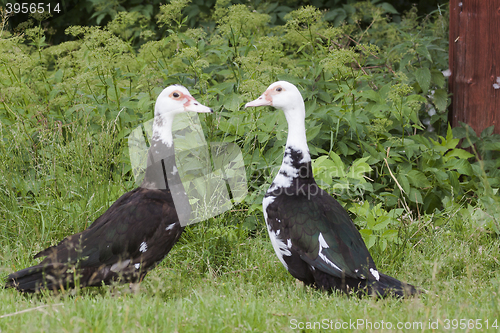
[276,87,282,92]
[173,92,180,98]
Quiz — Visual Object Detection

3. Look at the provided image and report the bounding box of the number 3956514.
[5,3,61,14]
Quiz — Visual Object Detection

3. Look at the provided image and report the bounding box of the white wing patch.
[318,233,341,271]
[262,196,275,222]
[139,241,148,253]
[318,232,329,248]
[370,268,380,281]
[165,223,176,231]
[262,196,292,269]
[263,195,291,269]
[134,263,140,269]
[268,228,292,269]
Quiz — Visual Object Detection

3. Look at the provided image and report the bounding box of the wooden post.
[448,0,500,135]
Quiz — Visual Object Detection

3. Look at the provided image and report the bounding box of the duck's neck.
[141,112,177,189]
[267,106,313,193]
[141,112,192,225]
[282,104,310,165]
[151,112,175,148]
[141,140,177,190]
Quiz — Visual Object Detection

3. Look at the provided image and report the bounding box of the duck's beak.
[245,92,272,108]
[184,96,213,113]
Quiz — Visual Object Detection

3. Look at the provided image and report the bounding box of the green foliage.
[0,0,499,306]
[0,0,448,45]
[157,0,192,31]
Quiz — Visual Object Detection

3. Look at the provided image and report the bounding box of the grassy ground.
[1,202,499,332]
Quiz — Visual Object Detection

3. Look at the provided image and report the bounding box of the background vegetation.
[0,0,448,44]
[0,0,499,331]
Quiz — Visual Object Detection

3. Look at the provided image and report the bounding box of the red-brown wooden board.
[448,0,500,135]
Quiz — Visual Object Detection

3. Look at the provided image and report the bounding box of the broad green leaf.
[439,125,459,149]
[224,94,243,112]
[407,169,431,188]
[337,141,348,156]
[306,124,321,141]
[349,157,372,180]
[484,141,500,151]
[416,45,433,63]
[447,171,460,193]
[363,90,383,103]
[445,158,473,176]
[400,53,414,69]
[431,69,446,88]
[446,123,453,142]
[397,173,410,193]
[371,217,390,230]
[366,214,377,229]
[481,126,495,138]
[328,151,346,176]
[433,89,448,112]
[415,67,431,94]
[359,229,376,249]
[409,187,423,203]
[445,149,474,160]
[381,229,399,239]
[379,2,398,14]
[138,96,154,112]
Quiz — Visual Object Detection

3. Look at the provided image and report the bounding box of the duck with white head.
[6,85,212,292]
[246,81,418,297]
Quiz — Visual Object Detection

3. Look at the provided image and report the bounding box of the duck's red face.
[156,85,213,116]
[245,84,285,108]
[167,89,213,113]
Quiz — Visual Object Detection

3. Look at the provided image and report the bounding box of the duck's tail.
[5,263,75,292]
[368,272,419,298]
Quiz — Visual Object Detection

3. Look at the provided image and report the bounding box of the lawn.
[1,220,499,332]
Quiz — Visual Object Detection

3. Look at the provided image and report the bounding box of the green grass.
[1,223,499,332]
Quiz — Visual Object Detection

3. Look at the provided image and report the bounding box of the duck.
[6,85,213,292]
[245,81,417,297]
